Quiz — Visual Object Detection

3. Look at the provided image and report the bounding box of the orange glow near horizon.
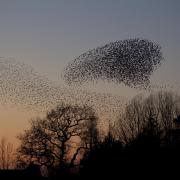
[0,105,42,148]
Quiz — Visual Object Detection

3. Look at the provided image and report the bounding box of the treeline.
[1,91,180,179]
[81,91,180,178]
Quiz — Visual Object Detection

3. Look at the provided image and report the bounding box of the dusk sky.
[0,0,180,145]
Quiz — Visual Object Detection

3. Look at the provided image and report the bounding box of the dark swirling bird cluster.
[63,38,164,88]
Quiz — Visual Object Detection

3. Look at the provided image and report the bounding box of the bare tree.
[17,104,98,174]
[81,114,99,151]
[117,91,180,144]
[157,91,178,131]
[0,137,14,169]
[117,94,146,143]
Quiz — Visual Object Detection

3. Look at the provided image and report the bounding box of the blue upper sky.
[0,0,179,91]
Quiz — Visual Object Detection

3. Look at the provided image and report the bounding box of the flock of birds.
[0,57,125,123]
[63,38,164,89]
[0,38,179,122]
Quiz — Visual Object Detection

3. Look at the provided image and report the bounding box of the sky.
[0,0,180,145]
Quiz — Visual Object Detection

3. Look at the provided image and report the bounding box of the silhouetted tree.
[0,137,14,169]
[117,91,180,145]
[80,91,180,178]
[81,114,99,151]
[17,104,98,176]
[80,131,122,177]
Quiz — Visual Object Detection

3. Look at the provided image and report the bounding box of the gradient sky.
[0,0,180,145]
